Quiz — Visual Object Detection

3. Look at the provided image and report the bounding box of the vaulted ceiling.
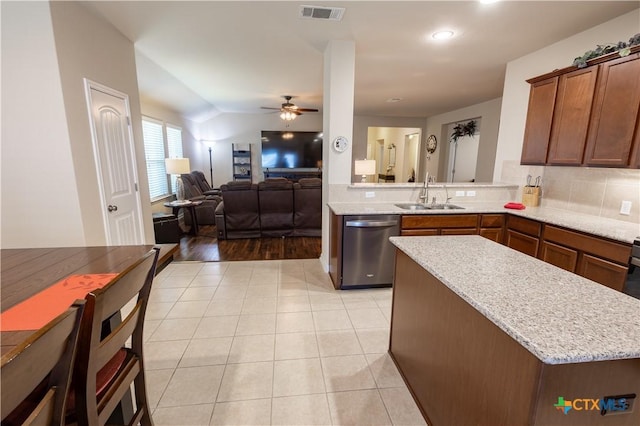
[83,1,639,122]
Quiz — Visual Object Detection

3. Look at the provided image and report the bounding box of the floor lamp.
[208,146,213,186]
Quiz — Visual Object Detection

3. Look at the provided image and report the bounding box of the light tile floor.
[144,259,427,426]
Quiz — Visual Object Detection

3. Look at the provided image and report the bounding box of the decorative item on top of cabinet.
[583,52,640,166]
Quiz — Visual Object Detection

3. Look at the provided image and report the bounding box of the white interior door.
[85,80,144,245]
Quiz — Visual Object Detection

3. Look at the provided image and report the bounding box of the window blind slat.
[142,119,168,199]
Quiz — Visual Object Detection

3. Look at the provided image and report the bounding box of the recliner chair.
[180,173,221,225]
[217,181,261,239]
[191,170,220,196]
[293,178,322,236]
[258,178,294,237]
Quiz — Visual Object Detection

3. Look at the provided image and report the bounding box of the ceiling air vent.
[299,5,345,21]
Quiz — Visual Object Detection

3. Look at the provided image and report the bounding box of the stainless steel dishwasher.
[341,214,400,289]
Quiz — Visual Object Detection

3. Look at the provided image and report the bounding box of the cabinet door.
[577,254,628,292]
[506,230,539,257]
[547,67,598,165]
[479,228,503,243]
[584,54,640,166]
[521,77,558,164]
[539,241,578,272]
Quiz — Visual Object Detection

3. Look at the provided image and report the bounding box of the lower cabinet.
[539,241,578,272]
[506,230,540,257]
[400,214,479,236]
[505,216,541,257]
[541,225,631,292]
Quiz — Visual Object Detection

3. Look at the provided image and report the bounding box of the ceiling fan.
[261,95,319,121]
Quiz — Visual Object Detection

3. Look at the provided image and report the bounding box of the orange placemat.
[0,274,117,331]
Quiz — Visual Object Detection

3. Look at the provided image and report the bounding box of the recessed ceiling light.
[432,30,454,40]
[386,98,403,103]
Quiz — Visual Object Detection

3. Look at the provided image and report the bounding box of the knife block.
[522,186,541,207]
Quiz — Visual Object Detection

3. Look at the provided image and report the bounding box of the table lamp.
[354,159,376,183]
[165,158,191,200]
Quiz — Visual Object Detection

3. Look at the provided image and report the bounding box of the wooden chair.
[71,248,159,426]
[1,301,84,426]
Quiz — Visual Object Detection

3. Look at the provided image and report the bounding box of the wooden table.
[1,244,177,356]
[164,200,203,235]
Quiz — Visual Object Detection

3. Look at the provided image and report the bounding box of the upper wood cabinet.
[546,67,598,165]
[521,46,640,168]
[584,53,640,166]
[521,78,558,164]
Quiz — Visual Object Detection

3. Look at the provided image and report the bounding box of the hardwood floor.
[173,225,322,262]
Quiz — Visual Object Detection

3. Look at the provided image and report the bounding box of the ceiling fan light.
[280,111,296,121]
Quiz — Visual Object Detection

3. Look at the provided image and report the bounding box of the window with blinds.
[142,118,183,200]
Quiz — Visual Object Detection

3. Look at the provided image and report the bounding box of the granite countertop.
[390,235,640,364]
[328,201,640,244]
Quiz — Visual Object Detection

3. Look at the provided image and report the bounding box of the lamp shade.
[354,159,376,176]
[165,158,190,175]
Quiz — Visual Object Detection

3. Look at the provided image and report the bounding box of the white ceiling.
[83,1,639,122]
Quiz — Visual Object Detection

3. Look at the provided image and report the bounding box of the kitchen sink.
[395,203,464,210]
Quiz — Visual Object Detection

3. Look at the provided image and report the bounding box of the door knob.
[108,205,118,212]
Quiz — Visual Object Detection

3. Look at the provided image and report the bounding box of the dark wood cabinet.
[505,216,541,257]
[521,77,558,164]
[584,53,640,167]
[577,254,628,292]
[506,230,540,257]
[541,225,631,292]
[521,46,640,169]
[479,214,505,243]
[400,214,478,236]
[546,67,598,165]
[539,241,578,272]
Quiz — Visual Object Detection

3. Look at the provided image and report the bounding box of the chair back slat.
[95,302,141,369]
[1,301,84,426]
[73,248,159,426]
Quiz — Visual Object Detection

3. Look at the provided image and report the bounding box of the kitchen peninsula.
[389,235,640,426]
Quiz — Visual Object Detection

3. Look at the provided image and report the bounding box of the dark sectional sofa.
[215,178,322,239]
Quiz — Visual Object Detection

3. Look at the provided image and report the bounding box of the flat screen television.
[261,131,323,169]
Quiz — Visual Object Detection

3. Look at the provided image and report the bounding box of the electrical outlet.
[456,191,465,197]
[466,190,476,197]
[365,191,375,198]
[620,200,632,215]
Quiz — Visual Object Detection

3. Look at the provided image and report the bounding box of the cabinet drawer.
[506,230,539,257]
[507,216,541,237]
[577,254,628,292]
[539,241,578,272]
[543,225,631,264]
[441,228,477,236]
[480,214,505,228]
[401,214,478,230]
[400,229,439,236]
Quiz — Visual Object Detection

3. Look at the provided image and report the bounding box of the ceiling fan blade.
[260,106,281,110]
[296,108,319,112]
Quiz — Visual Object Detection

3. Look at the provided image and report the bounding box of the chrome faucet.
[444,184,452,204]
[419,173,430,205]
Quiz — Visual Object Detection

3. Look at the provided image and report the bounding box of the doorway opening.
[366,127,422,183]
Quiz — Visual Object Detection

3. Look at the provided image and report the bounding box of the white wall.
[50,1,154,245]
[425,97,502,183]
[1,1,85,248]
[493,9,640,181]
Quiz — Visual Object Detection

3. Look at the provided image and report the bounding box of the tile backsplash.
[500,160,640,224]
